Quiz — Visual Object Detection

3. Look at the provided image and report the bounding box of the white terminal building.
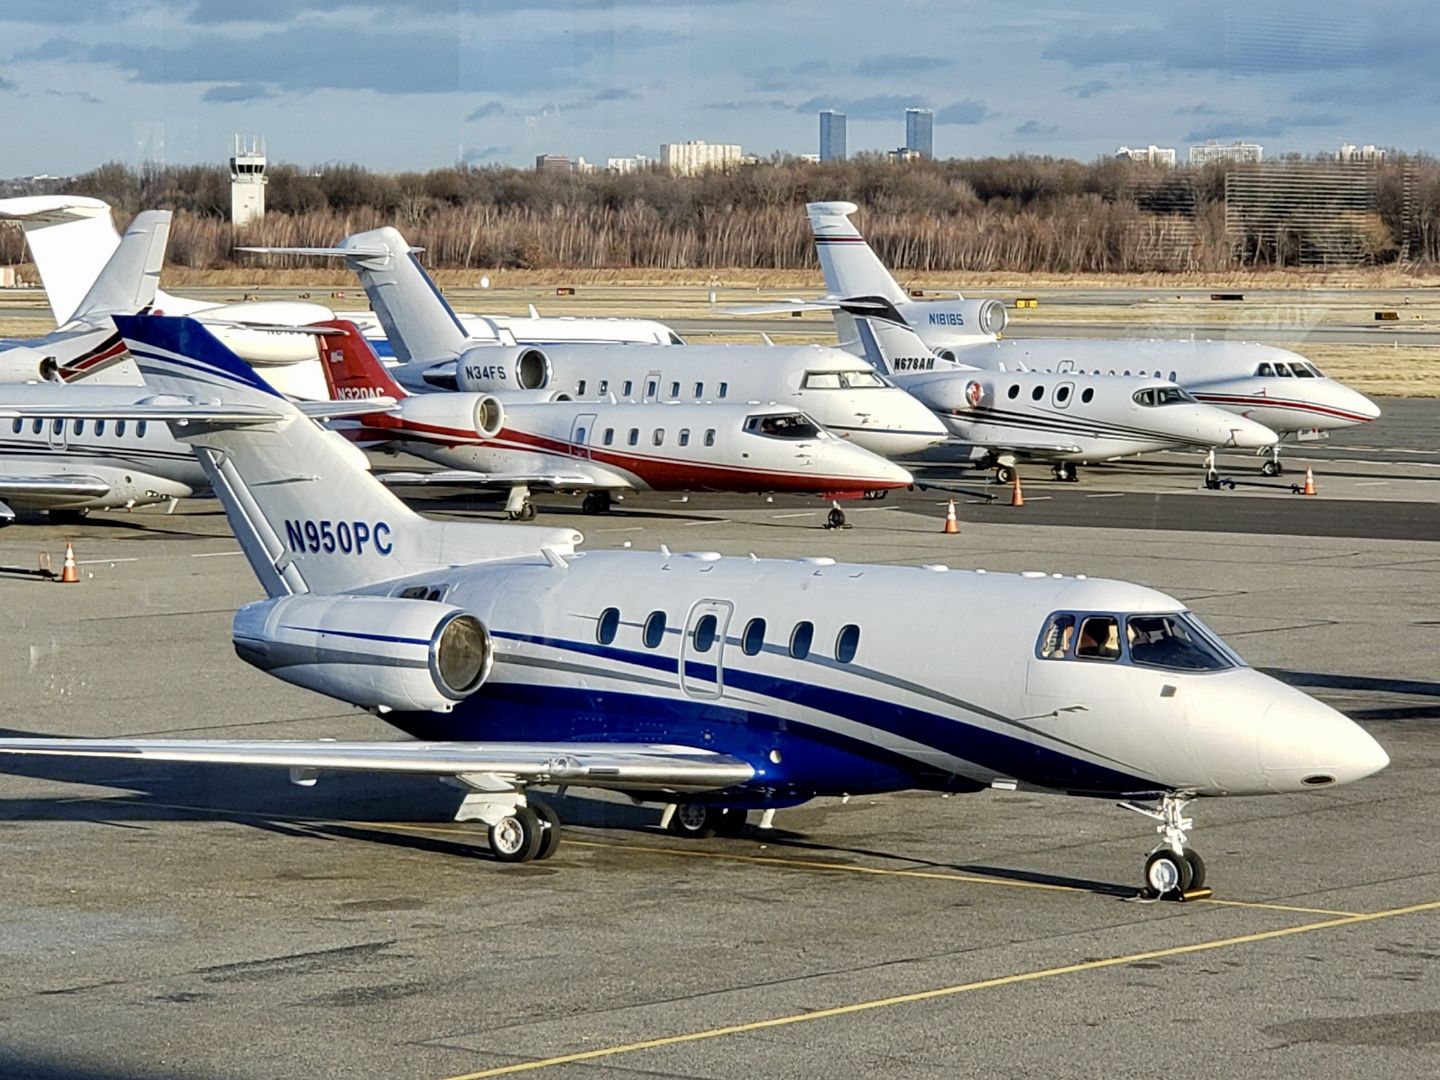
[1337,143,1384,162]
[1189,140,1264,166]
[1115,144,1176,167]
[607,154,652,174]
[229,134,267,226]
[660,140,743,176]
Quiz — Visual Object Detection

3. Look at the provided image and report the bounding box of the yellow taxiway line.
[442,898,1440,1079]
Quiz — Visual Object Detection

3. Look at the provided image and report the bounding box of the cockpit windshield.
[745,412,823,439]
[1132,386,1195,407]
[802,370,889,389]
[1037,611,1238,671]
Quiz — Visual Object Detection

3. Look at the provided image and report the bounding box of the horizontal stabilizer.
[295,398,399,420]
[0,400,287,424]
[237,245,396,260]
[0,738,754,792]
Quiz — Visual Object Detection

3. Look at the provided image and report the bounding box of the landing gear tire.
[1052,462,1078,482]
[1183,847,1206,890]
[669,803,719,839]
[825,507,847,530]
[531,800,562,861]
[1143,848,1194,899]
[862,490,887,501]
[1261,460,1283,477]
[489,806,544,862]
[508,500,536,522]
[582,491,612,516]
[995,465,1015,485]
[715,808,750,837]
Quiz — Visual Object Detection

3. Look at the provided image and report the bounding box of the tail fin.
[0,196,122,326]
[114,314,580,598]
[67,211,171,325]
[241,227,475,365]
[806,201,911,306]
[314,319,410,402]
[852,315,957,378]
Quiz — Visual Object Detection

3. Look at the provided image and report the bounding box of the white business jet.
[739,202,1381,475]
[0,210,172,385]
[0,314,1388,899]
[248,226,949,459]
[315,320,911,524]
[851,311,1278,483]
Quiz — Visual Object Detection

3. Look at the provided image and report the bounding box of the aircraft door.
[1053,381,1075,409]
[680,599,733,700]
[569,412,596,459]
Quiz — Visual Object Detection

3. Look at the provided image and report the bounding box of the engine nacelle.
[233,595,493,712]
[454,346,551,392]
[395,392,505,438]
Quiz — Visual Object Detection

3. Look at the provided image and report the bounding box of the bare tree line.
[4,155,1439,273]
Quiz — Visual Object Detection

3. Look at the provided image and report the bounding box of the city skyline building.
[659,140,744,176]
[905,108,934,159]
[1190,140,1264,166]
[819,110,846,162]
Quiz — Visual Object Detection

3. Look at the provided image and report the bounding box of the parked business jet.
[852,312,1279,483]
[0,210,171,385]
[258,226,948,459]
[0,379,392,525]
[0,314,1388,897]
[316,320,910,524]
[787,201,1381,476]
[0,196,340,397]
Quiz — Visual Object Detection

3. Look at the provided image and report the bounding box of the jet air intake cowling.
[454,346,551,392]
[232,595,493,712]
[395,392,506,439]
[960,299,1008,337]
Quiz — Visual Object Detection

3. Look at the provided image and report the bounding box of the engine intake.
[455,346,551,392]
[233,595,493,712]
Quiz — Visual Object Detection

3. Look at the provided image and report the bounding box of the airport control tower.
[230,135,267,227]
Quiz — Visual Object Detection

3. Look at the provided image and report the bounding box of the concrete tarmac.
[1,430,1437,1077]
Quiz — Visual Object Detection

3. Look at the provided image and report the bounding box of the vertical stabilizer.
[852,315,954,379]
[313,319,410,402]
[0,196,122,326]
[806,201,911,306]
[68,211,172,325]
[115,315,581,597]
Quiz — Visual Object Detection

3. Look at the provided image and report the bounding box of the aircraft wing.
[376,469,605,489]
[0,738,754,793]
[0,474,111,500]
[0,402,287,425]
[976,439,1086,456]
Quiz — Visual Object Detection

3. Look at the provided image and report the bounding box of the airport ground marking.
[441,898,1440,1080]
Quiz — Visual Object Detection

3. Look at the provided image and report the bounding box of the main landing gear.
[504,485,537,521]
[663,802,755,838]
[1051,462,1079,482]
[582,490,613,516]
[455,786,561,863]
[994,465,1016,485]
[1121,793,1208,900]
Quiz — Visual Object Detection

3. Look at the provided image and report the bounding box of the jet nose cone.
[1223,413,1280,449]
[1346,387,1382,422]
[1258,690,1389,792]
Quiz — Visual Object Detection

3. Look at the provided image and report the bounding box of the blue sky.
[2,0,1437,174]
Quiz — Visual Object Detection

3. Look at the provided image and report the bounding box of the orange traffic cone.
[60,541,79,583]
[1301,466,1316,496]
[942,498,960,534]
[1010,472,1025,507]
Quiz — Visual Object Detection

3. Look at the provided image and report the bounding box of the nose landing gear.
[1121,793,1210,900]
[1260,445,1285,477]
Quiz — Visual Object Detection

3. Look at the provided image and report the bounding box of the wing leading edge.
[0,738,755,793]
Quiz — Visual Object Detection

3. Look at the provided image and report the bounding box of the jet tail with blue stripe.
[114,314,581,598]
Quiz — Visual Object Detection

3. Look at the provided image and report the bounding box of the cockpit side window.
[747,413,821,439]
[1038,613,1077,660]
[1076,616,1121,660]
[1126,614,1233,671]
[1274,362,1293,377]
[1291,363,1315,378]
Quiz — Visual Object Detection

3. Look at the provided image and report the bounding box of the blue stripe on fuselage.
[427,630,1159,797]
